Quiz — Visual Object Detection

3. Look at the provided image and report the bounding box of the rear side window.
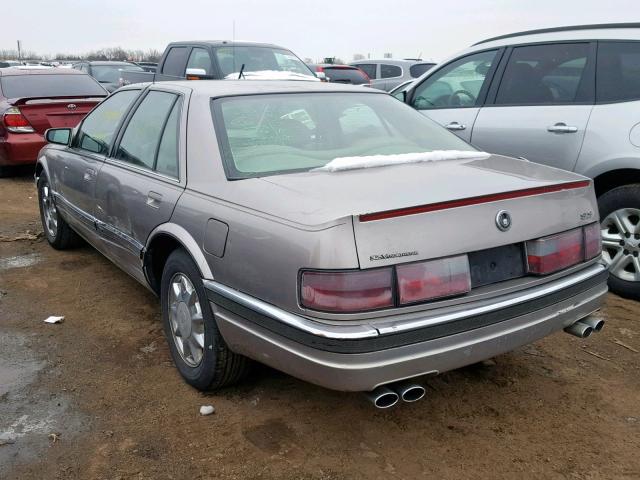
[381,64,402,78]
[115,91,180,175]
[410,63,434,78]
[162,47,189,77]
[186,47,213,76]
[356,63,377,79]
[76,90,139,154]
[155,101,181,178]
[597,41,640,103]
[324,67,369,84]
[495,43,592,105]
[0,74,106,98]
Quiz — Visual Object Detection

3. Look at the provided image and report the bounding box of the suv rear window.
[0,74,106,98]
[324,67,369,84]
[597,41,640,103]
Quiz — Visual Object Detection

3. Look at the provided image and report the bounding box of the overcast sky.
[3,0,638,62]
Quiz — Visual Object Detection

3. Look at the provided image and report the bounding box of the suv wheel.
[160,249,251,390]
[598,185,640,300]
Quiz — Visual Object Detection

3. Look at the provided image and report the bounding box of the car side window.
[186,47,212,76]
[495,43,591,105]
[155,100,182,178]
[381,64,402,79]
[75,90,139,155]
[409,63,434,78]
[412,50,497,109]
[356,63,377,79]
[597,41,640,103]
[115,91,179,173]
[162,47,189,77]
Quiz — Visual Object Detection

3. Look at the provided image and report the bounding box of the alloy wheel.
[601,208,640,282]
[168,273,205,367]
[41,184,58,238]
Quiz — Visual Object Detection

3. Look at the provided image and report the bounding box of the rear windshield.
[215,46,314,78]
[92,64,144,83]
[212,92,474,179]
[324,67,369,84]
[0,74,106,98]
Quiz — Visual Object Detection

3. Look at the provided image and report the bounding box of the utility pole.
[17,40,22,61]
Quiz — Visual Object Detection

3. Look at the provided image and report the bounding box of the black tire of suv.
[37,173,83,250]
[597,184,640,300]
[160,249,251,391]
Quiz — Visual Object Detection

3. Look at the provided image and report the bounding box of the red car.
[0,68,107,176]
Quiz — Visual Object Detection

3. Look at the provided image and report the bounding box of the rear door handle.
[146,191,163,209]
[445,122,466,131]
[547,123,578,134]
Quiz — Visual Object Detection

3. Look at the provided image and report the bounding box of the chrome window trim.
[203,263,607,340]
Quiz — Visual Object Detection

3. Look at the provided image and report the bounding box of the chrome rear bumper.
[204,264,608,391]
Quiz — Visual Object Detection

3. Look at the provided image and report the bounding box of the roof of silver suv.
[475,23,640,45]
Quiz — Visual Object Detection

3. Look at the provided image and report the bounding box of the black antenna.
[238,63,245,79]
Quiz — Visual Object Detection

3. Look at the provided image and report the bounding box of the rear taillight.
[526,223,600,275]
[300,268,393,312]
[583,222,602,260]
[3,107,35,133]
[397,255,471,305]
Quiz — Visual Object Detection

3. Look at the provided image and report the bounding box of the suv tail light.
[300,268,393,312]
[3,107,35,133]
[584,222,602,260]
[397,255,471,305]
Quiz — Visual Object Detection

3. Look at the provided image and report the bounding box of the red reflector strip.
[359,181,591,222]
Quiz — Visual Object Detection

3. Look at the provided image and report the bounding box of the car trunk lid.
[9,97,102,133]
[246,155,598,268]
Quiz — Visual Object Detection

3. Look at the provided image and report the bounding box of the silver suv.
[402,23,640,300]
[350,59,435,91]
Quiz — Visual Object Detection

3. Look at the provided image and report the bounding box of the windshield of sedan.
[92,64,144,83]
[215,46,315,78]
[212,92,476,178]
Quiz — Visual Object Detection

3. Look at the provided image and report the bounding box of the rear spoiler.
[8,95,107,106]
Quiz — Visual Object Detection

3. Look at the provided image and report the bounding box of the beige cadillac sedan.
[36,81,607,408]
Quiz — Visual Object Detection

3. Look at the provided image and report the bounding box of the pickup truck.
[120,41,318,86]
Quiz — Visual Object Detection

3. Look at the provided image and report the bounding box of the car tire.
[160,249,251,391]
[597,184,640,300]
[37,173,83,250]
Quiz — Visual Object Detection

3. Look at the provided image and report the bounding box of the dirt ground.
[1,173,639,480]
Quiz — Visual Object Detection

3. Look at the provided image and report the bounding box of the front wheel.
[160,249,251,391]
[598,185,640,300]
[37,173,83,249]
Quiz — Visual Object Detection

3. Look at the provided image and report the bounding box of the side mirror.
[315,71,327,81]
[185,67,208,80]
[45,128,71,146]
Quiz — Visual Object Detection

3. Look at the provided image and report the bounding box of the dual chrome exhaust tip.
[564,315,605,339]
[365,382,426,409]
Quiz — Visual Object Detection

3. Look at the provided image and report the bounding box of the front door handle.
[547,123,578,134]
[445,122,466,131]
[146,191,163,209]
[83,168,96,182]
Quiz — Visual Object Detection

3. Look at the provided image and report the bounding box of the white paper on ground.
[43,316,64,324]
[315,150,491,172]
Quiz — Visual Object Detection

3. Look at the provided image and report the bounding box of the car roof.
[0,68,87,77]
[472,23,640,49]
[350,59,417,66]
[85,61,139,66]
[311,64,359,69]
[167,40,287,49]
[127,80,387,96]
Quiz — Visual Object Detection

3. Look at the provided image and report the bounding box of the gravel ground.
[1,174,639,480]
